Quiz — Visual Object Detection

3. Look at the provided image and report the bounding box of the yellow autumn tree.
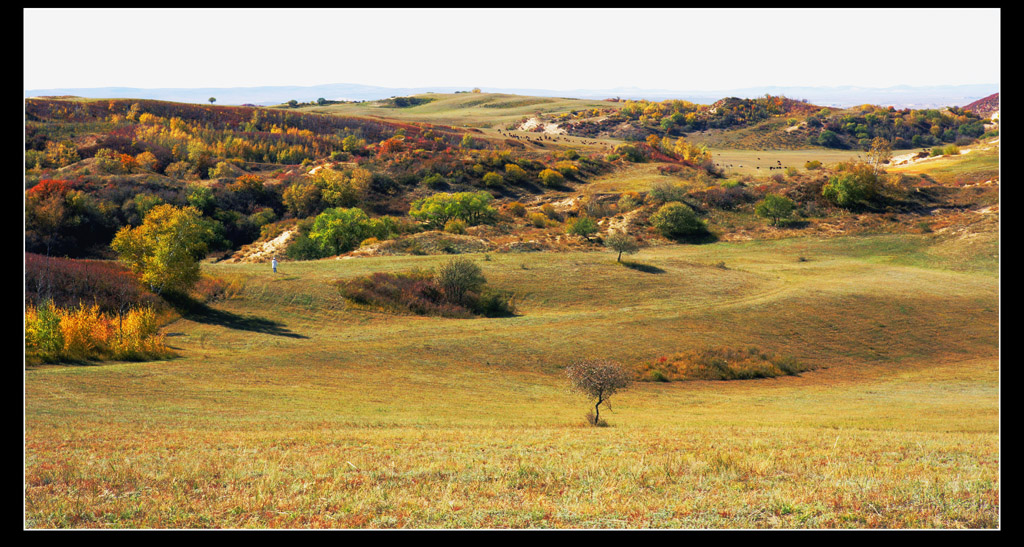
[110,204,214,295]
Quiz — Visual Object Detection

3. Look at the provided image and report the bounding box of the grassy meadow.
[24,231,999,528]
[304,92,620,129]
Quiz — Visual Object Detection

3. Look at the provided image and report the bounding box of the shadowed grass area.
[162,292,308,339]
[25,232,998,529]
[619,260,666,274]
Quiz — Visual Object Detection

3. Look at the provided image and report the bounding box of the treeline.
[25,98,461,175]
[24,98,616,259]
[554,95,820,137]
[804,105,991,150]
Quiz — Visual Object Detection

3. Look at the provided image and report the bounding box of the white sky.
[24,8,1000,91]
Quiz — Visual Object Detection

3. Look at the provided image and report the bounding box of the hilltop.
[26,82,999,109]
[23,91,1001,530]
[25,92,998,269]
[962,92,999,119]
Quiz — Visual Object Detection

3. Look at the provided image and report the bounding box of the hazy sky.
[24,8,1000,91]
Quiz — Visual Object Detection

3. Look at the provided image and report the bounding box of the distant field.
[305,92,622,129]
[24,233,999,528]
[707,148,880,177]
[890,143,1000,185]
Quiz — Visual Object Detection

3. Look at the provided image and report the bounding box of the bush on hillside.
[755,194,797,226]
[821,162,883,209]
[25,300,175,363]
[638,347,813,381]
[408,191,497,228]
[649,201,707,239]
[565,215,599,240]
[336,259,514,318]
[25,253,163,314]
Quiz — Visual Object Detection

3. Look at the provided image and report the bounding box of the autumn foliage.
[25,301,174,363]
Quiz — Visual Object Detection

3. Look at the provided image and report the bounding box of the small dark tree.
[754,194,796,226]
[437,257,486,305]
[604,232,639,262]
[208,97,216,104]
[566,215,598,241]
[565,358,633,426]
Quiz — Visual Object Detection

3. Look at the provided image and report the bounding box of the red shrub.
[25,253,163,313]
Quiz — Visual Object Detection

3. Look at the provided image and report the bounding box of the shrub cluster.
[335,258,514,318]
[25,253,163,314]
[639,347,812,381]
[649,201,707,239]
[25,301,175,363]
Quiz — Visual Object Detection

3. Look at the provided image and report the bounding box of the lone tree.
[437,256,486,306]
[208,97,216,104]
[566,215,598,241]
[649,201,706,239]
[110,204,214,296]
[867,137,892,173]
[754,194,796,226]
[565,358,633,426]
[604,231,640,262]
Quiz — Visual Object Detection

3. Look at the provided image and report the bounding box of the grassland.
[305,92,621,129]
[890,141,1000,186]
[24,231,999,529]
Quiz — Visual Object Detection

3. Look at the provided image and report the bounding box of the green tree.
[208,97,216,104]
[408,191,496,227]
[754,194,796,226]
[821,162,882,209]
[649,201,706,239]
[604,232,640,262]
[308,207,379,256]
[110,205,214,295]
[342,134,366,153]
[566,215,598,240]
[817,130,843,148]
[437,257,486,305]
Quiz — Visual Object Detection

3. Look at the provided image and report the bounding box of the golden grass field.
[24,228,999,528]
[305,92,620,129]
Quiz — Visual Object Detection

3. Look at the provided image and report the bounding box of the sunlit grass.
[25,233,999,528]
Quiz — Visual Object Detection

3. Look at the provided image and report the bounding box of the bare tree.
[565,358,633,426]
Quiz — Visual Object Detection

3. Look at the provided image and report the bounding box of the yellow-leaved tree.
[110,204,214,295]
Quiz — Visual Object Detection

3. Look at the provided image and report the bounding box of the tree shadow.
[619,260,666,274]
[778,219,810,229]
[164,293,308,339]
[668,230,720,245]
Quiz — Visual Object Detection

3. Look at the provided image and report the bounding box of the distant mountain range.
[25,82,999,110]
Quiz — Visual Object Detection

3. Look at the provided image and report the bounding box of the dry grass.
[24,232,999,529]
